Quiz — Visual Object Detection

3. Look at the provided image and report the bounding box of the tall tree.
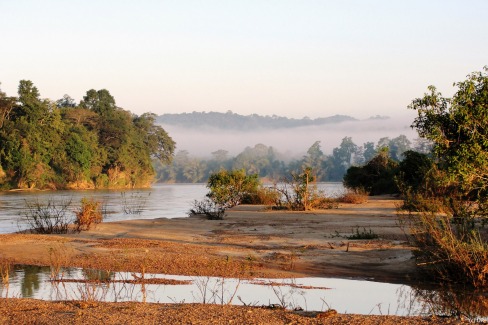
[303,141,325,179]
[80,89,116,115]
[328,137,358,181]
[409,68,488,203]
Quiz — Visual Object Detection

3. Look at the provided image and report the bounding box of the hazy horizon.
[161,114,418,158]
[1,1,487,121]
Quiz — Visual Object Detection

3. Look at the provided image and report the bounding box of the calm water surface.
[2,265,486,320]
[0,265,437,317]
[0,183,206,234]
[0,182,345,234]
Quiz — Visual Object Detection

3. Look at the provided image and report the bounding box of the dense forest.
[156,111,389,130]
[154,135,431,183]
[0,81,175,190]
[0,81,427,188]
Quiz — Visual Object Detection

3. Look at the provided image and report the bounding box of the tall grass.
[401,210,488,288]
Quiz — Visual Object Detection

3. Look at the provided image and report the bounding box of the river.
[0,182,345,234]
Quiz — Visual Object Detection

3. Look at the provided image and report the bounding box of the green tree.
[409,68,488,207]
[387,135,412,161]
[233,143,277,178]
[133,113,175,164]
[206,169,259,207]
[343,148,399,195]
[363,141,376,162]
[327,137,358,181]
[80,89,116,115]
[405,67,488,287]
[0,82,175,189]
[302,141,325,179]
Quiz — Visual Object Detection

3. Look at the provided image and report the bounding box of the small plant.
[347,227,379,240]
[21,198,73,234]
[267,279,306,310]
[75,198,103,231]
[189,198,226,220]
[121,191,150,215]
[0,258,12,285]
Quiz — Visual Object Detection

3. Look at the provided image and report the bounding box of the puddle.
[1,265,487,320]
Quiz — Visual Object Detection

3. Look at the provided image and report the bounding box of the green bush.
[206,169,259,208]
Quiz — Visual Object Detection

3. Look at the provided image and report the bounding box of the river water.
[0,182,345,234]
[1,183,487,319]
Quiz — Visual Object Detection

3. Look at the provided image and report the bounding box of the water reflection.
[409,285,488,321]
[3,264,486,320]
[20,265,42,297]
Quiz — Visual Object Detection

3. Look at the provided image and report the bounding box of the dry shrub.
[21,198,73,234]
[409,285,488,320]
[189,198,226,220]
[403,211,488,288]
[337,189,368,204]
[75,198,103,231]
[242,186,280,205]
[309,196,338,209]
[48,244,74,280]
[398,188,446,213]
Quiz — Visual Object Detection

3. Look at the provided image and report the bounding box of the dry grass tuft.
[75,198,103,231]
[337,190,368,204]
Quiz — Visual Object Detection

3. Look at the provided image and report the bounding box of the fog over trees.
[158,112,418,158]
[154,111,422,183]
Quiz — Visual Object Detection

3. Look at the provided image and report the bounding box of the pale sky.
[1,0,487,119]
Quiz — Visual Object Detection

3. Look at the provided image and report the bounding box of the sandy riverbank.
[0,197,466,324]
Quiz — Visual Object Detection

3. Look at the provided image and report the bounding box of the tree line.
[157,111,359,130]
[154,134,430,183]
[0,81,175,190]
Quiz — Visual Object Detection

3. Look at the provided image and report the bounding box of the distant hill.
[156,111,379,130]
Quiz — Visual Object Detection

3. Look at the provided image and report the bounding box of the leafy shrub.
[21,198,73,234]
[207,169,260,208]
[75,198,103,231]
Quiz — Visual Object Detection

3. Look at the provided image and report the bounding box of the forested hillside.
[0,81,175,190]
[157,111,372,130]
